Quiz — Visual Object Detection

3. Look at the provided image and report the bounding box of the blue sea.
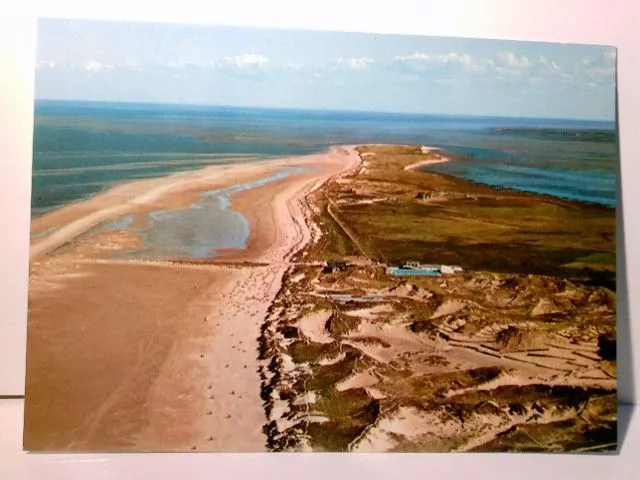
[32,99,618,216]
[32,100,617,259]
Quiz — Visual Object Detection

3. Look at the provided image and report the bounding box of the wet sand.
[24,146,361,452]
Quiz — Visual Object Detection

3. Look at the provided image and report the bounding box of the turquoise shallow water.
[32,100,618,214]
[100,167,308,259]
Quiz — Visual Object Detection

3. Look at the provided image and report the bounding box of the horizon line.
[34,97,617,124]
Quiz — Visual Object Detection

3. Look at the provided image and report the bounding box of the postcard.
[24,18,617,452]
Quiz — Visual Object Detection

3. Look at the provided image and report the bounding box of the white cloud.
[83,60,111,72]
[167,58,188,69]
[456,54,474,68]
[394,52,430,62]
[587,66,615,77]
[337,57,375,69]
[36,60,56,70]
[395,52,470,65]
[497,52,532,68]
[579,51,616,80]
[222,53,269,68]
[539,56,560,72]
[394,52,479,72]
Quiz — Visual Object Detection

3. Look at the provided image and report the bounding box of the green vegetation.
[311,145,616,289]
[303,350,363,392]
[489,127,618,144]
[470,391,617,452]
[302,193,360,262]
[378,367,504,402]
[306,388,379,451]
[290,348,380,451]
[288,341,339,364]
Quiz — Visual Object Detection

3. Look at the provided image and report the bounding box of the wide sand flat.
[24,146,361,451]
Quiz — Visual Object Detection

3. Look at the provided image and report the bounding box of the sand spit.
[25,146,361,452]
[133,264,283,452]
[403,146,451,171]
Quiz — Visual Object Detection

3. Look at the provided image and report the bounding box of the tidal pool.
[128,166,310,259]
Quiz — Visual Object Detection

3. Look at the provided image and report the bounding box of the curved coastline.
[29,146,354,262]
[415,145,616,211]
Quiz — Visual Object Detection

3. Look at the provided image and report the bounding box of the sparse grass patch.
[303,350,364,392]
[304,193,359,262]
[379,367,504,403]
[471,417,617,453]
[288,341,340,365]
[306,388,380,451]
[326,313,361,337]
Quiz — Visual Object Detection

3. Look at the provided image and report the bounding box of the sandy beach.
[24,146,361,451]
[403,146,451,171]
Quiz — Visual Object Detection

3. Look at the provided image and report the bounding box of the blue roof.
[388,267,441,276]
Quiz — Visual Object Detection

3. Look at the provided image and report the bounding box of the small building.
[388,266,441,277]
[440,265,464,274]
[323,260,349,274]
[387,262,463,277]
[404,261,422,269]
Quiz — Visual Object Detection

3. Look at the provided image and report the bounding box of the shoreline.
[403,145,452,171]
[28,147,353,262]
[25,145,361,452]
[424,165,616,212]
[30,141,614,253]
[404,145,616,212]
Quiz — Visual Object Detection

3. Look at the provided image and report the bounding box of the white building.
[440,265,463,274]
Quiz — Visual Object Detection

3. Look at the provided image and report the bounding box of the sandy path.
[25,145,361,452]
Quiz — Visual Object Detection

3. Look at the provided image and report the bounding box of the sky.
[34,19,617,120]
